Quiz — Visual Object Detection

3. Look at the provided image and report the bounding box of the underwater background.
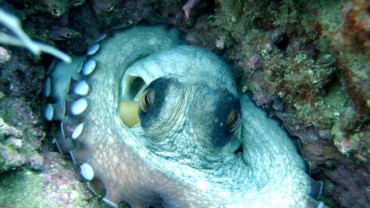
[0,0,369,207]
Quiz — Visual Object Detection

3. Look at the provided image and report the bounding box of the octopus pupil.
[144,90,155,109]
[227,111,239,132]
[145,93,151,107]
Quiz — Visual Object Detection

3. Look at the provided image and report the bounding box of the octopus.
[44,25,325,208]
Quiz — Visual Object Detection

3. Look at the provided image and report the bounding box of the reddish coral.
[340,62,370,116]
[336,0,370,53]
[328,0,370,116]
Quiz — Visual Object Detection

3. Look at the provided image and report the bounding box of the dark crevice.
[233,145,243,154]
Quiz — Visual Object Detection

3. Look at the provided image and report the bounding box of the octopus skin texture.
[44,25,325,208]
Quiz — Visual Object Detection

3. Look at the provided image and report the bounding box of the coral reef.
[0,0,368,207]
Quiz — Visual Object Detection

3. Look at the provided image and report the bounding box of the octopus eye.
[226,109,240,133]
[139,88,155,112]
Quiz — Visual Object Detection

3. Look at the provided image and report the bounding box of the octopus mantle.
[45,25,324,208]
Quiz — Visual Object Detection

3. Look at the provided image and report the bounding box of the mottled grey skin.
[46,25,324,208]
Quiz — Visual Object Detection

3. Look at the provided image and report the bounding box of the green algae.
[320,179,341,208]
[0,169,45,208]
[0,168,64,208]
[0,167,113,208]
[212,0,279,42]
